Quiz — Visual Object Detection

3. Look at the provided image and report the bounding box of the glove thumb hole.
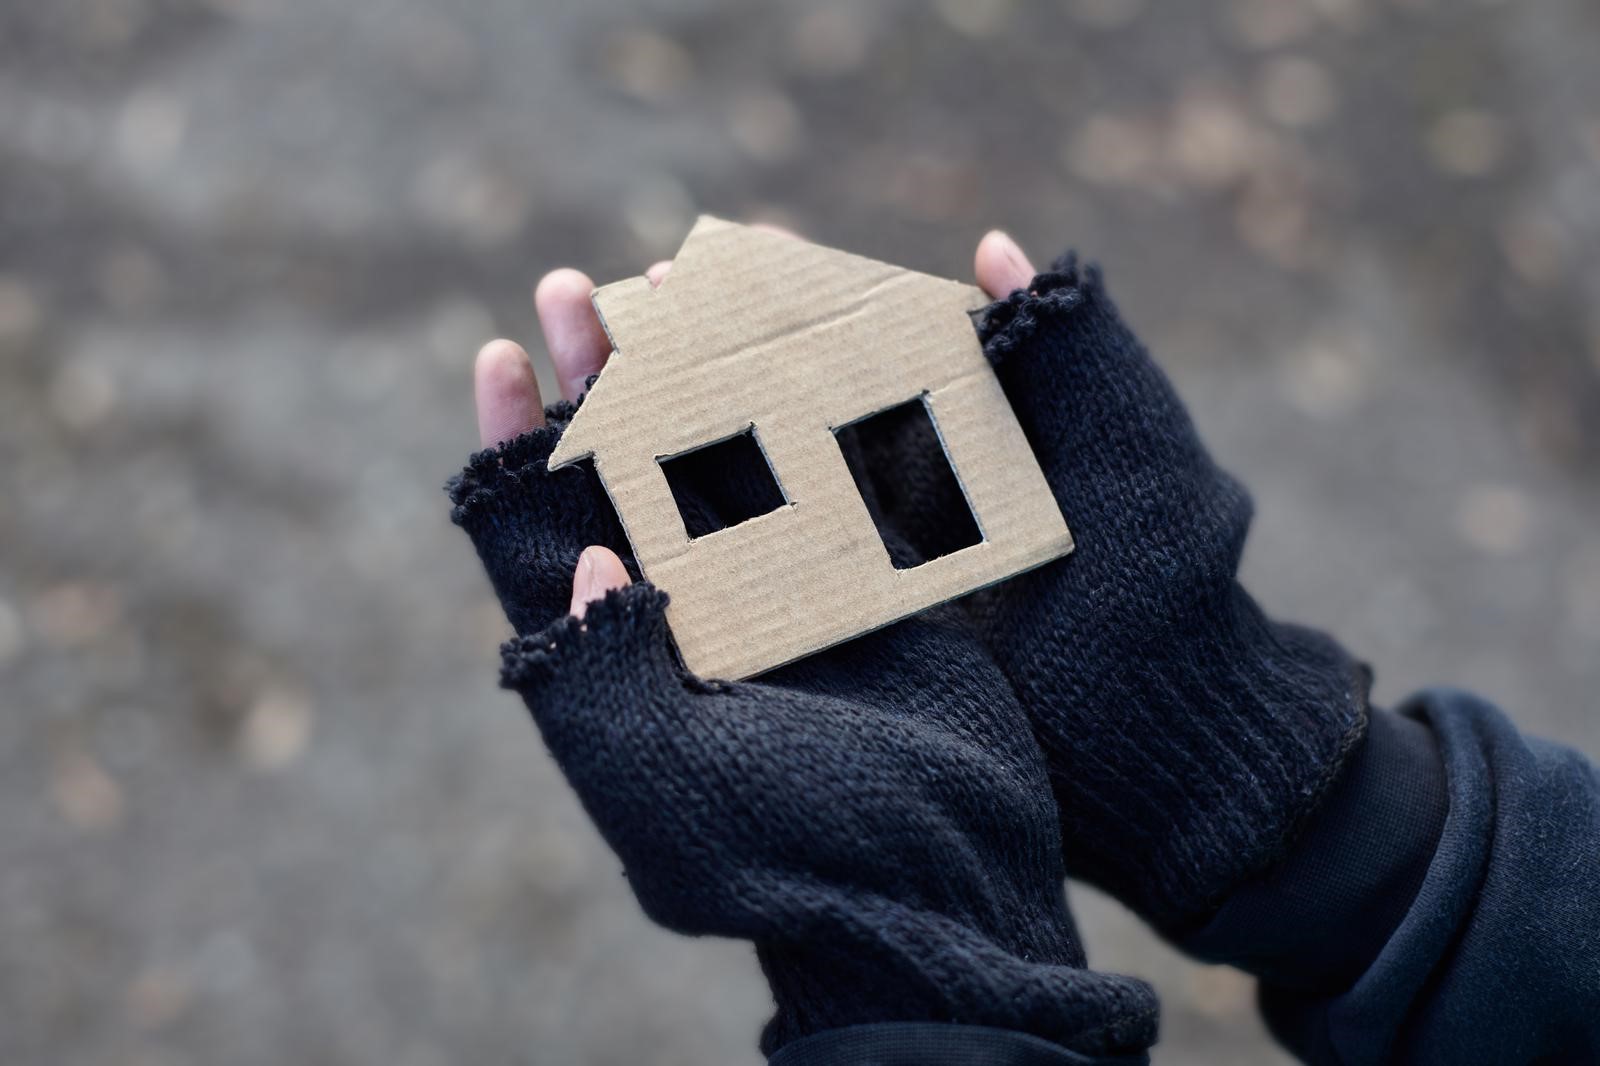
[569,545,631,619]
[499,579,687,751]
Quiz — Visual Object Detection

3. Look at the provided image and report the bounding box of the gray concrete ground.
[3,1,1599,1063]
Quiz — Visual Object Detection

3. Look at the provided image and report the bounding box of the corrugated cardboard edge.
[550,217,1072,679]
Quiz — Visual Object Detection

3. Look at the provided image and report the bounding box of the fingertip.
[533,267,593,311]
[569,545,632,619]
[535,268,610,403]
[975,229,1036,300]
[473,339,544,447]
[475,337,526,372]
[645,260,673,288]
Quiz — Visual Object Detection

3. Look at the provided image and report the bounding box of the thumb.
[975,230,1036,299]
[500,564,686,752]
[570,545,632,619]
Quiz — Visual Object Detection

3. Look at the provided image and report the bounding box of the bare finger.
[535,268,611,403]
[474,339,544,447]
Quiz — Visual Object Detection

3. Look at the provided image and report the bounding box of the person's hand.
[961,233,1370,934]
[445,245,1157,1058]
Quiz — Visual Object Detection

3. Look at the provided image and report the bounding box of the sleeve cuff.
[1178,707,1449,991]
[767,1023,1150,1066]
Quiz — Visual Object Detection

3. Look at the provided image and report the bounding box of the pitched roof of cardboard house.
[548,216,1071,680]
[548,216,984,468]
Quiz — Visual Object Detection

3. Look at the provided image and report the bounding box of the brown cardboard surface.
[549,217,1072,680]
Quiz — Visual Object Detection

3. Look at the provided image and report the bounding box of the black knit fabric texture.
[967,257,1370,933]
[446,413,1158,1059]
[768,1021,1151,1065]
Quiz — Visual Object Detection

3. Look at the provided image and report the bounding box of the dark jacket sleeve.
[766,1023,1149,1066]
[1183,690,1600,1064]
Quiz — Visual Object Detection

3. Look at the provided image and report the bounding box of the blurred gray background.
[3,0,1599,1063]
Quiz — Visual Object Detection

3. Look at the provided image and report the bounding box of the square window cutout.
[834,397,984,569]
[659,426,787,540]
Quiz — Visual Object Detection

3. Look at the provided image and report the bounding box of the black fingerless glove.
[446,416,1158,1059]
[965,257,1369,934]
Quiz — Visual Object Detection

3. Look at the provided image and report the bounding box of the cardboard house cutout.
[549,217,1072,680]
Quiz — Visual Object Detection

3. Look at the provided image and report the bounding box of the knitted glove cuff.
[978,255,1092,365]
[445,399,581,530]
[445,411,631,635]
[498,581,681,698]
